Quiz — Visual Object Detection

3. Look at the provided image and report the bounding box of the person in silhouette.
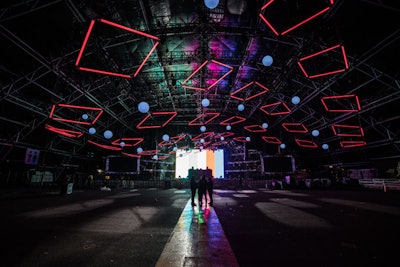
[198,175,208,208]
[190,175,198,206]
[207,176,214,206]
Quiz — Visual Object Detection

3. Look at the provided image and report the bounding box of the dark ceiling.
[1,0,399,172]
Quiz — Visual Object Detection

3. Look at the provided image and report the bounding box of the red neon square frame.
[111,137,144,147]
[214,132,235,139]
[230,81,269,101]
[259,102,291,115]
[49,104,103,125]
[158,135,186,147]
[45,124,83,138]
[195,141,211,148]
[233,136,251,143]
[136,111,177,129]
[121,152,141,158]
[192,132,214,141]
[340,140,366,148]
[282,122,308,133]
[262,136,282,144]
[321,94,361,112]
[75,18,159,78]
[181,60,233,91]
[219,116,246,125]
[259,0,334,36]
[297,44,349,78]
[211,140,228,146]
[88,140,122,151]
[188,112,220,126]
[331,124,364,137]
[244,125,267,133]
[295,138,318,148]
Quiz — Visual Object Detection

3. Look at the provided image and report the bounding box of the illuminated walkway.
[155,200,239,267]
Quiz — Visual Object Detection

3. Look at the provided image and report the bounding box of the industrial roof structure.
[1,0,399,175]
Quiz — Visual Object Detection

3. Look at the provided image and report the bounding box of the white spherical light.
[82,113,88,120]
[136,147,143,153]
[162,134,170,141]
[173,146,178,152]
[104,130,113,139]
[312,130,320,137]
[138,101,150,113]
[204,0,219,9]
[153,155,158,160]
[262,55,273,66]
[262,122,268,129]
[88,127,96,135]
[238,104,245,111]
[322,144,329,150]
[200,138,205,143]
[200,125,206,132]
[220,136,225,141]
[226,125,231,131]
[120,141,125,147]
[201,98,210,107]
[280,143,286,149]
[291,96,300,105]
[246,137,251,142]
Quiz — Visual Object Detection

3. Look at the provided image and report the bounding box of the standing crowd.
[190,174,214,208]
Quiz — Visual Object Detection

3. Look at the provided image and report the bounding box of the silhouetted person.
[190,175,197,206]
[198,175,207,208]
[207,176,214,206]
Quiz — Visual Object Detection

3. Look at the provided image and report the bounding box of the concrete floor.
[1,186,399,267]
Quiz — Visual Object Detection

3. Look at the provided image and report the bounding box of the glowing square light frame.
[192,132,214,141]
[295,138,318,148]
[158,135,186,147]
[331,124,364,137]
[219,116,246,126]
[45,124,83,138]
[188,112,220,126]
[136,111,177,129]
[262,136,282,144]
[49,104,103,125]
[259,0,334,36]
[88,140,122,151]
[230,81,270,101]
[282,122,309,133]
[181,60,233,91]
[340,140,366,148]
[214,132,235,138]
[321,94,361,112]
[75,18,160,78]
[111,137,144,147]
[211,140,228,146]
[244,124,267,133]
[259,102,291,115]
[233,136,251,143]
[297,44,349,78]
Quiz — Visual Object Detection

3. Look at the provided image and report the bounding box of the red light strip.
[282,122,308,133]
[259,102,291,115]
[139,149,161,156]
[340,140,366,148]
[181,60,208,89]
[188,112,220,126]
[295,139,318,148]
[331,124,364,137]
[77,67,132,78]
[45,124,83,138]
[192,132,214,141]
[230,81,269,101]
[321,94,361,112]
[99,19,159,41]
[219,116,246,125]
[211,141,228,146]
[111,137,144,147]
[88,140,122,151]
[233,136,250,142]
[214,132,235,138]
[136,111,177,129]
[75,19,95,66]
[121,152,141,158]
[244,125,267,133]
[262,136,282,144]
[281,7,330,36]
[133,41,159,77]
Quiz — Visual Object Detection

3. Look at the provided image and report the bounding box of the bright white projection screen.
[175,149,224,178]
